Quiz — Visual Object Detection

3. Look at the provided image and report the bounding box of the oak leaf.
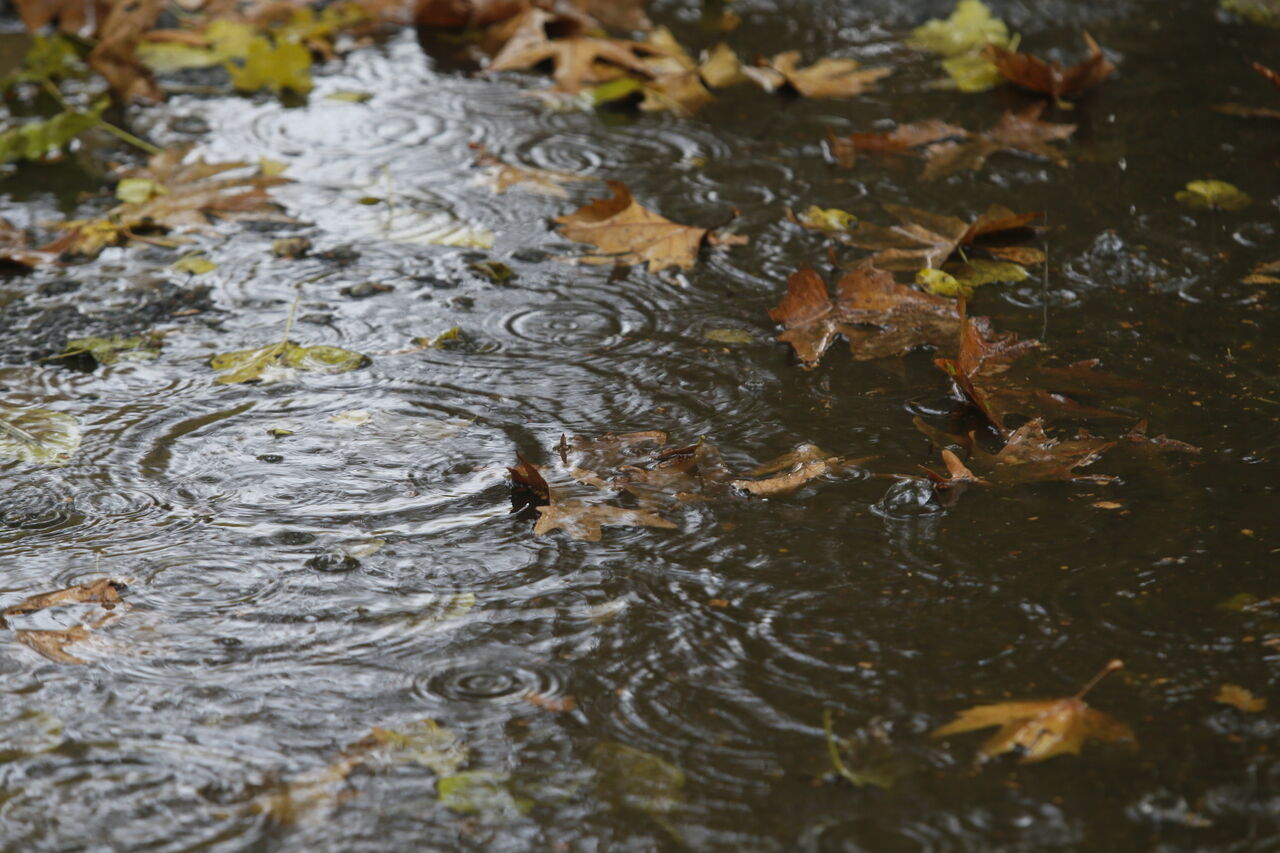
[933,660,1134,764]
[984,31,1116,100]
[486,8,655,92]
[843,203,1044,271]
[554,180,744,272]
[921,104,1075,180]
[919,418,1118,487]
[768,263,960,367]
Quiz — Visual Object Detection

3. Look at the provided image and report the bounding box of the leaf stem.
[40,77,161,155]
[1075,659,1124,700]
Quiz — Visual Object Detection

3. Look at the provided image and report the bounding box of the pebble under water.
[1,0,1279,850]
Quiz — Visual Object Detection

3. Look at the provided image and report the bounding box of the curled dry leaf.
[2,578,129,664]
[768,263,960,367]
[933,659,1134,764]
[921,104,1076,180]
[984,31,1116,100]
[554,180,744,272]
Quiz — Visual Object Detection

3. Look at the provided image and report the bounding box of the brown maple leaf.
[486,8,656,92]
[12,0,110,36]
[933,313,1128,433]
[934,660,1134,765]
[985,31,1116,101]
[45,145,291,257]
[742,50,891,99]
[827,119,969,168]
[768,263,961,367]
[2,578,130,664]
[921,104,1076,180]
[843,203,1044,271]
[88,0,165,103]
[554,180,744,272]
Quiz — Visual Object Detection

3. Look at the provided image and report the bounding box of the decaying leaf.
[0,404,82,465]
[918,417,1118,487]
[742,50,891,99]
[933,312,1129,433]
[1215,684,1267,712]
[933,659,1134,764]
[210,340,369,384]
[438,770,534,818]
[843,203,1044,271]
[985,32,1116,100]
[920,104,1076,179]
[823,709,900,790]
[827,120,969,168]
[768,263,960,367]
[470,143,591,198]
[1243,259,1280,285]
[2,578,129,664]
[1175,180,1252,211]
[554,180,745,272]
[45,145,292,258]
[591,741,684,816]
[731,443,870,497]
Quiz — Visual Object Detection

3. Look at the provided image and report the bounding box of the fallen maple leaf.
[921,104,1075,180]
[984,31,1116,100]
[933,659,1134,764]
[742,50,891,99]
[2,578,130,664]
[554,180,744,272]
[1215,684,1267,712]
[919,417,1118,487]
[768,263,961,367]
[933,313,1127,433]
[486,8,655,92]
[470,143,591,197]
[827,119,969,168]
[843,203,1044,271]
[45,144,292,257]
[87,0,165,102]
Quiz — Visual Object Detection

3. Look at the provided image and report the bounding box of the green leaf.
[210,340,368,384]
[1221,0,1280,26]
[438,771,534,818]
[1175,180,1252,211]
[116,177,166,204]
[0,102,106,165]
[917,267,966,297]
[138,19,258,72]
[943,258,1029,288]
[468,261,514,283]
[48,334,162,367]
[0,405,81,466]
[795,205,857,233]
[2,35,85,89]
[591,76,644,105]
[908,0,1010,56]
[226,36,313,95]
[172,253,217,275]
[590,742,684,816]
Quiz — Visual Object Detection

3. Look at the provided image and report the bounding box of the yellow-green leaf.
[48,334,161,366]
[941,51,1003,92]
[1175,180,1252,211]
[326,90,372,102]
[0,103,105,164]
[226,36,312,95]
[944,258,1029,288]
[795,205,857,233]
[438,771,533,818]
[917,267,967,297]
[704,328,755,344]
[172,252,217,275]
[115,177,166,204]
[210,340,368,384]
[0,405,81,466]
[909,0,1010,56]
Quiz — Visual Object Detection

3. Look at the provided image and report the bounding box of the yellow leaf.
[115,177,165,204]
[172,252,216,274]
[917,267,967,297]
[1215,684,1267,712]
[909,0,1010,56]
[226,36,313,95]
[1175,180,1252,211]
[795,205,857,233]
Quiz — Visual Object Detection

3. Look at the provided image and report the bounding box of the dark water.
[1,0,1278,850]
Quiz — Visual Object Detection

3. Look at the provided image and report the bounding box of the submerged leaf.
[471,143,591,198]
[47,334,162,367]
[921,104,1075,179]
[438,771,534,817]
[591,742,685,815]
[1175,180,1252,211]
[3,578,129,664]
[0,102,106,164]
[0,404,81,465]
[211,341,369,384]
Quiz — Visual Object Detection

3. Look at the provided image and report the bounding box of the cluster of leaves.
[415,0,891,116]
[509,431,869,540]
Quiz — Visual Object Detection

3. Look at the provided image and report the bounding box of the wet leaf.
[933,660,1134,764]
[0,102,106,165]
[1175,179,1252,211]
[172,252,217,274]
[768,262,960,366]
[919,417,1118,487]
[438,771,534,817]
[1222,0,1280,26]
[731,444,869,497]
[1215,684,1267,712]
[917,268,965,297]
[0,404,82,465]
[823,709,899,790]
[0,218,53,268]
[743,50,891,99]
[137,19,257,72]
[591,741,684,815]
[226,35,313,95]
[985,32,1117,100]
[554,180,744,272]
[211,341,369,384]
[11,0,106,37]
[908,0,1010,92]
[699,42,747,88]
[471,143,591,198]
[487,8,656,93]
[933,314,1126,433]
[364,719,469,776]
[414,0,527,29]
[508,451,551,502]
[845,203,1043,271]
[271,237,311,258]
[533,500,677,541]
[2,578,129,664]
[944,258,1030,289]
[793,205,857,232]
[827,119,968,168]
[704,328,755,344]
[941,49,1005,92]
[47,333,162,367]
[1,34,85,88]
[87,0,164,103]
[1243,259,1280,285]
[921,104,1075,179]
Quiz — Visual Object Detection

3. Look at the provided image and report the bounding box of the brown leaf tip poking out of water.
[984,31,1117,100]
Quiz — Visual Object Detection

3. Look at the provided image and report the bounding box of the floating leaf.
[211,340,369,384]
[985,32,1117,100]
[0,404,81,465]
[487,8,656,92]
[921,104,1075,179]
[731,444,869,497]
[908,0,1009,56]
[0,102,106,165]
[591,742,685,815]
[47,334,162,367]
[743,50,891,98]
[827,119,968,168]
[704,328,755,344]
[438,771,534,818]
[226,36,313,95]
[1215,684,1267,712]
[1175,180,1252,211]
[1,34,85,88]
[2,578,129,663]
[87,0,164,102]
[823,710,899,790]
[471,143,591,198]
[917,268,965,297]
[933,660,1134,764]
[846,203,1043,271]
[534,500,678,541]
[1243,259,1280,284]
[793,205,857,232]
[172,252,217,275]
[326,90,372,102]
